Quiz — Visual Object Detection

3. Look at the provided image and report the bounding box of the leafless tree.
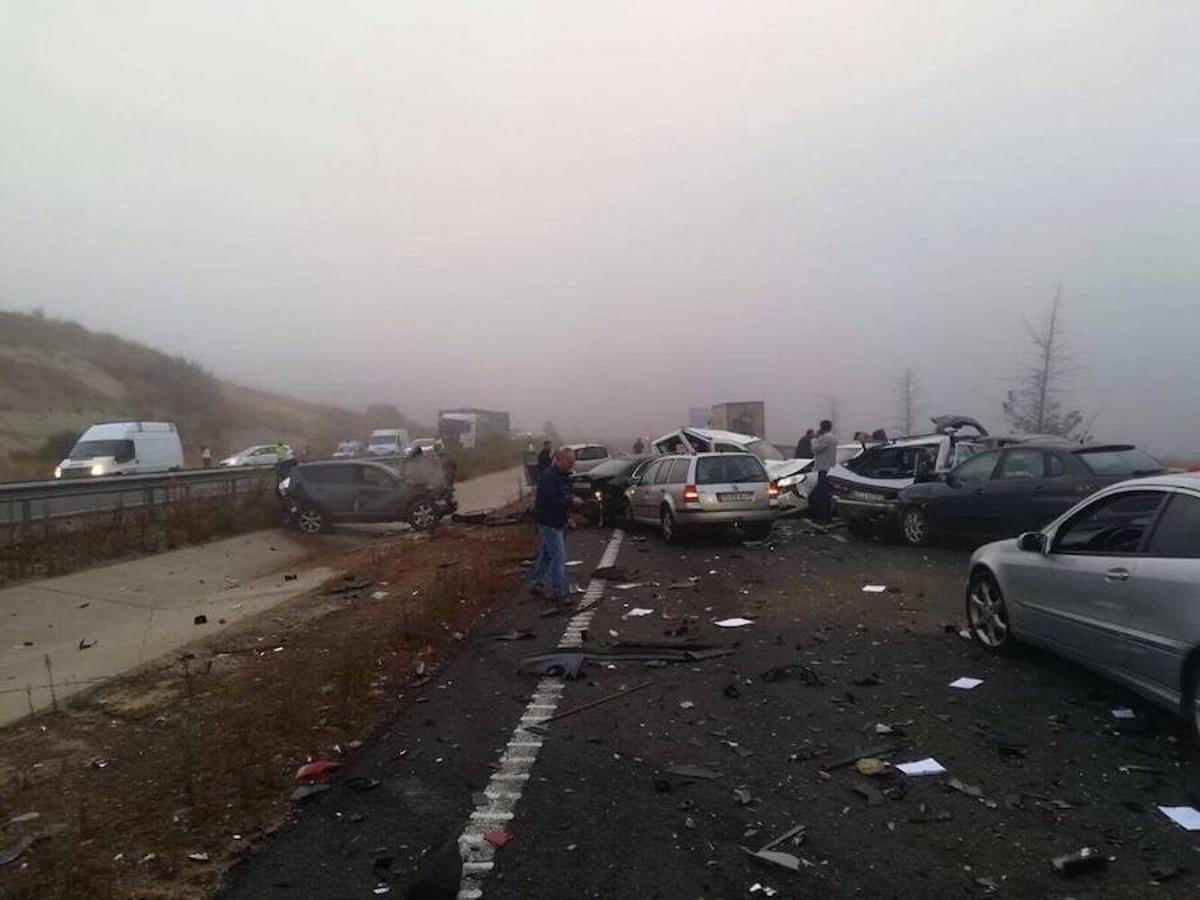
[1002,286,1085,437]
[895,366,922,436]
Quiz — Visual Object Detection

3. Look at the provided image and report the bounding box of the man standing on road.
[794,429,814,459]
[536,440,553,475]
[529,447,582,601]
[810,420,837,522]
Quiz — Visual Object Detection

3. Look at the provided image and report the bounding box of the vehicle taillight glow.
[768,481,779,499]
[682,485,700,503]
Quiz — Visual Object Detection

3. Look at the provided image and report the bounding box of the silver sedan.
[967,473,1200,735]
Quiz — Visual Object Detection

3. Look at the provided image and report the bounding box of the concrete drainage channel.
[455,530,624,899]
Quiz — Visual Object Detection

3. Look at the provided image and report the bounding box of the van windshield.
[70,440,135,462]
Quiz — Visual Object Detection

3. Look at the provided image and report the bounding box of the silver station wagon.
[625,452,779,543]
[967,473,1200,735]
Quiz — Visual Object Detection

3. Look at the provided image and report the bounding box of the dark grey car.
[278,460,448,533]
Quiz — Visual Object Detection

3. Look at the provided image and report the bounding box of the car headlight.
[594,490,603,500]
[777,473,807,489]
[90,464,104,476]
[54,466,62,479]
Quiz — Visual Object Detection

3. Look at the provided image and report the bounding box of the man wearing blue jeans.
[529,447,580,601]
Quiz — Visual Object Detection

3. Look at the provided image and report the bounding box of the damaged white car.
[827,416,991,534]
[650,427,813,511]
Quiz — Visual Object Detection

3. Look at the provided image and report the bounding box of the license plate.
[717,492,753,502]
[851,490,885,502]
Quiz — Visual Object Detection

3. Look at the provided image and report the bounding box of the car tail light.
[768,481,779,500]
[682,484,700,503]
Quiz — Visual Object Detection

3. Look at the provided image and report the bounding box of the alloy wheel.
[409,501,438,530]
[967,574,1009,649]
[902,508,929,546]
[297,509,324,534]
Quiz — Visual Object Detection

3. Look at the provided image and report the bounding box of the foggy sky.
[3,2,1198,455]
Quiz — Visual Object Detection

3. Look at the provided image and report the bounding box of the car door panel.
[931,450,1001,534]
[1123,492,1200,698]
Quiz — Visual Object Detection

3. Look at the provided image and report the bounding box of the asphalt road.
[220,520,1200,899]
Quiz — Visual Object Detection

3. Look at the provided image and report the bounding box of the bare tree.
[895,366,922,436]
[1002,286,1085,437]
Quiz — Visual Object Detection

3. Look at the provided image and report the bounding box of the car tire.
[965,569,1013,653]
[1183,662,1200,743]
[296,507,327,535]
[660,506,677,544]
[900,507,930,547]
[407,498,440,531]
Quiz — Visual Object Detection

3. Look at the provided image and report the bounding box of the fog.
[3,2,1198,455]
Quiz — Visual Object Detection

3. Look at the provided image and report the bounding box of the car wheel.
[408,498,440,530]
[900,507,930,547]
[1183,663,1200,742]
[966,569,1012,652]
[660,506,677,544]
[296,507,326,534]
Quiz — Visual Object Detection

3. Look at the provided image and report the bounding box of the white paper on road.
[715,617,754,628]
[565,560,583,567]
[1111,707,1136,719]
[623,608,654,618]
[1158,806,1200,831]
[370,591,389,600]
[861,584,887,593]
[614,582,648,590]
[948,677,984,690]
[896,758,947,776]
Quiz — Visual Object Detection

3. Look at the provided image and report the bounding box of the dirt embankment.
[0,522,532,899]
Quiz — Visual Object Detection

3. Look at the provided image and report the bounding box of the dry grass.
[0,487,280,587]
[0,523,531,899]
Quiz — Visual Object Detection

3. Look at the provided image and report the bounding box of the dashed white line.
[454,530,623,900]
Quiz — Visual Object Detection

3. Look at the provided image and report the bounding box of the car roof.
[653,428,760,444]
[1098,472,1200,491]
[566,442,607,450]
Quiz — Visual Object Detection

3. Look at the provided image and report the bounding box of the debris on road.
[760,663,823,686]
[743,847,802,872]
[490,629,535,641]
[1158,806,1200,831]
[821,743,898,772]
[622,608,654,618]
[947,777,983,798]
[518,649,585,679]
[193,615,207,625]
[1051,847,1107,877]
[715,617,754,628]
[565,560,583,567]
[78,638,96,650]
[895,758,947,776]
[664,764,723,781]
[527,682,650,733]
[614,582,648,590]
[484,829,513,848]
[948,677,983,690]
[1110,707,1136,720]
[854,758,894,777]
[668,581,698,590]
[294,760,342,784]
[862,584,887,593]
[327,575,373,595]
[0,836,34,867]
[370,590,389,600]
[187,852,210,862]
[591,565,630,581]
[290,784,329,803]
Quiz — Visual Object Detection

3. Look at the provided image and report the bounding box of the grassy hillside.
[0,309,427,478]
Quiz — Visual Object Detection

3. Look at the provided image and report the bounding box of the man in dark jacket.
[529,447,580,601]
[536,440,553,475]
[794,429,815,459]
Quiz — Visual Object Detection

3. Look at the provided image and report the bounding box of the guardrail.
[0,467,276,526]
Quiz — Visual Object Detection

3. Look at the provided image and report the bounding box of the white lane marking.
[455,530,624,900]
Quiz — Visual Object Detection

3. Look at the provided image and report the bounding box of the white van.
[366,428,410,457]
[55,421,184,478]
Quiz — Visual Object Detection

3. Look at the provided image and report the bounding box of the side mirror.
[1017,531,1047,553]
